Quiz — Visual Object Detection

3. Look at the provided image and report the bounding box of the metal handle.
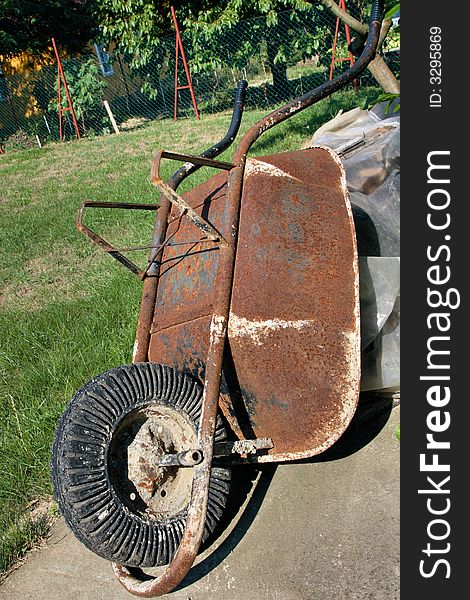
[168,79,248,190]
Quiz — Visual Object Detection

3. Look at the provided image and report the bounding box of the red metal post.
[51,37,81,140]
[0,143,4,154]
[57,67,63,141]
[173,28,179,121]
[329,0,357,92]
[171,6,200,121]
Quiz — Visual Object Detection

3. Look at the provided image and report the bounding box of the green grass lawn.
[287,63,327,80]
[0,86,373,574]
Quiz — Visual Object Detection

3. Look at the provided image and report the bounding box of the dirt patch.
[26,497,57,527]
[0,496,58,586]
[120,117,150,131]
[2,130,38,152]
[0,283,35,308]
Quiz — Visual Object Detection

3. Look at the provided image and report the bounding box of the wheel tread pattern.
[52,363,230,567]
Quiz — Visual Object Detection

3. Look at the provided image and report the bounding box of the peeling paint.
[245,158,299,180]
[209,314,226,346]
[289,101,302,113]
[228,313,314,346]
[132,338,139,361]
[339,329,361,424]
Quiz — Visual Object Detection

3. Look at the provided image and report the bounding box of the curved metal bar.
[168,80,248,190]
[113,454,213,597]
[120,1,384,594]
[76,201,160,279]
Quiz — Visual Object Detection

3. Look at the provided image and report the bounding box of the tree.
[96,0,398,99]
[184,0,320,98]
[97,0,342,99]
[0,0,97,57]
[50,57,107,133]
[97,0,205,59]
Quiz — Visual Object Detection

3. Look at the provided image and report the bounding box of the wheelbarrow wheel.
[51,363,230,568]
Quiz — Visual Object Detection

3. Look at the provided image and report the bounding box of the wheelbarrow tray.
[148,146,360,462]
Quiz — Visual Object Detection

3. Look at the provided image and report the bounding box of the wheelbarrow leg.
[113,163,246,597]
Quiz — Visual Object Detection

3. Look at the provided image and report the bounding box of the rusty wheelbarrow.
[52,2,385,596]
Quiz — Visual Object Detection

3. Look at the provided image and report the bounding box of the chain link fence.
[0,5,399,150]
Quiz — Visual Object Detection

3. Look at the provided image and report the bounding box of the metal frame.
[150,150,232,244]
[76,201,160,278]
[51,37,81,141]
[329,0,358,93]
[171,5,200,121]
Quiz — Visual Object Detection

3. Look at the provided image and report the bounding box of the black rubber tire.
[51,363,230,568]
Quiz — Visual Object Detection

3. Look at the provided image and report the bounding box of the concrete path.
[0,402,399,600]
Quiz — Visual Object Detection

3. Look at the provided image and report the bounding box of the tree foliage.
[320,0,400,92]
[49,57,107,132]
[97,0,209,60]
[186,1,333,97]
[0,0,97,57]
[96,0,363,97]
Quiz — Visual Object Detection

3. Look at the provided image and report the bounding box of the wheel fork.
[113,152,246,597]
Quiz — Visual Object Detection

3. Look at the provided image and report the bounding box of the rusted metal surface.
[149,148,360,462]
[115,205,239,598]
[153,449,203,467]
[113,446,214,596]
[133,150,175,363]
[228,147,360,461]
[149,171,229,336]
[132,148,235,364]
[132,194,171,362]
[213,437,273,457]
[156,150,233,172]
[151,176,227,244]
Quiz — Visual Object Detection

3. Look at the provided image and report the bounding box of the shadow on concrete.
[307,394,396,464]
[173,395,396,588]
[126,394,396,589]
[174,464,277,591]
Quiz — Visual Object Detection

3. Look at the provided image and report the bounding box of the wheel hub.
[108,404,197,520]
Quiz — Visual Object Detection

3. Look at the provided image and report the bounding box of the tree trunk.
[266,37,289,100]
[368,55,400,94]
